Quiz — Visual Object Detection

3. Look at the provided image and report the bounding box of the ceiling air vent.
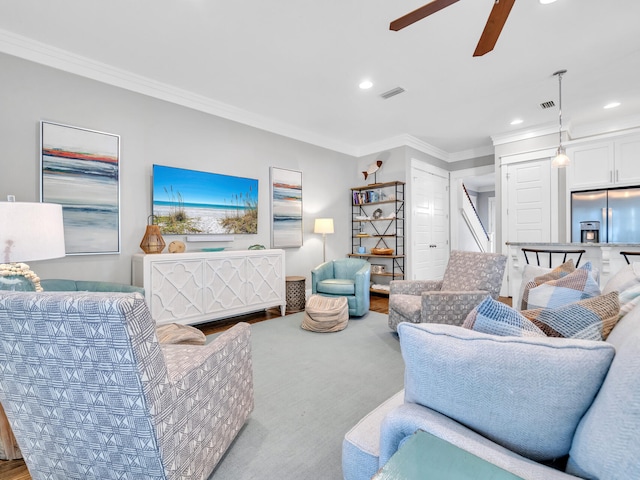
[540,100,556,109]
[380,87,405,100]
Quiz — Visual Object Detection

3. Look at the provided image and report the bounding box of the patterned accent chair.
[0,291,253,480]
[388,251,507,331]
[311,258,371,317]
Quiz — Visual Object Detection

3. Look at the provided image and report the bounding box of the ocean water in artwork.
[272,178,302,247]
[42,155,119,254]
[152,165,259,235]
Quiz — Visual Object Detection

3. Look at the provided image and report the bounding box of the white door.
[506,159,552,244]
[411,162,449,280]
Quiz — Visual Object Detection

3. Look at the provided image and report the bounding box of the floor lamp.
[314,218,334,263]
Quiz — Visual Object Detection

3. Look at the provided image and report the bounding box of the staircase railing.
[461,184,489,252]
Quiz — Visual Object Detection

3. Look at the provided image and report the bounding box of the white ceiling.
[1,0,639,160]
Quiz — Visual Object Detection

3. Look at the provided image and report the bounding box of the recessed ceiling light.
[359,80,373,90]
[604,102,621,109]
[539,0,557,4]
[510,119,524,125]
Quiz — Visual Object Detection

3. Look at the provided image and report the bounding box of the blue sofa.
[40,279,144,294]
[311,258,371,317]
[343,266,640,480]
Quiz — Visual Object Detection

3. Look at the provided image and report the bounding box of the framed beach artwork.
[270,167,303,248]
[41,121,120,255]
[152,164,258,235]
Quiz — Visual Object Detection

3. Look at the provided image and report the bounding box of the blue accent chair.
[311,258,371,317]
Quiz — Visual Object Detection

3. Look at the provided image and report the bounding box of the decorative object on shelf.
[248,244,266,250]
[551,69,570,168]
[371,264,386,274]
[41,121,120,255]
[168,240,186,253]
[270,167,303,248]
[314,218,334,263]
[0,199,66,291]
[358,246,366,254]
[371,248,394,255]
[140,215,166,254]
[372,208,383,219]
[362,160,383,184]
[201,247,225,252]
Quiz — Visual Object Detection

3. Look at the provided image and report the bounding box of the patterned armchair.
[0,291,253,480]
[388,251,507,331]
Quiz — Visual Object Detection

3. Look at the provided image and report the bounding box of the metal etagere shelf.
[348,181,405,295]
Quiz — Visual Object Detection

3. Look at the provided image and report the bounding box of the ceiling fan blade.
[390,0,460,31]
[473,0,516,57]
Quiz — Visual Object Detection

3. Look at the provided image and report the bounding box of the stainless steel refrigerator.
[571,187,640,243]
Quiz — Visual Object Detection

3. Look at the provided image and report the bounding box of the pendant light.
[551,69,570,168]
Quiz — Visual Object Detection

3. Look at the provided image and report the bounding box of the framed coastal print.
[40,121,121,255]
[270,167,303,248]
[152,164,258,235]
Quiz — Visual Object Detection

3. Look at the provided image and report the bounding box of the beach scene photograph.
[152,164,258,235]
[271,167,302,247]
[41,122,120,255]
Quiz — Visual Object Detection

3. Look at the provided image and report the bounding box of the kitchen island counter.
[504,242,640,302]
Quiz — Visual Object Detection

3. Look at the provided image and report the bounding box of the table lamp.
[0,199,66,291]
[314,218,334,263]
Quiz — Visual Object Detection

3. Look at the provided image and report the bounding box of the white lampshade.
[314,218,334,235]
[0,202,66,263]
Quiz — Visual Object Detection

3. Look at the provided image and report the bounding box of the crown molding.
[491,122,560,146]
[570,114,640,141]
[357,134,450,161]
[0,29,359,157]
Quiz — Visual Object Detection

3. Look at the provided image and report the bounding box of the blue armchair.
[311,258,371,317]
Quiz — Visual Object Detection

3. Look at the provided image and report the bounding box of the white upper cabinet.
[568,135,640,190]
[615,136,640,185]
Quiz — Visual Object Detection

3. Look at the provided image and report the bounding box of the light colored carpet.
[208,310,405,480]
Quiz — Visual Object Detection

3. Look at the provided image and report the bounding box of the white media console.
[132,249,286,325]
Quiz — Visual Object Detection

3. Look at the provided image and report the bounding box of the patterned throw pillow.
[522,292,621,341]
[463,296,546,337]
[520,260,576,309]
[522,262,600,310]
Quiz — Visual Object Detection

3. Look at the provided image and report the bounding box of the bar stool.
[522,248,586,268]
[620,251,640,264]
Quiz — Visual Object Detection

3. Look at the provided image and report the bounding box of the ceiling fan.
[390,0,515,57]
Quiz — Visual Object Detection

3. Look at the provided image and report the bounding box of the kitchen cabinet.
[568,135,640,190]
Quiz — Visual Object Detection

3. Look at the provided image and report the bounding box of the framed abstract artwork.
[40,121,120,255]
[270,167,303,248]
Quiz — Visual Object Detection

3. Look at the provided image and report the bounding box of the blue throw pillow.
[463,296,546,337]
[398,322,615,461]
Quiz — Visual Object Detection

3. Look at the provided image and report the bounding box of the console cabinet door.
[204,256,247,312]
[245,253,285,306]
[149,259,205,323]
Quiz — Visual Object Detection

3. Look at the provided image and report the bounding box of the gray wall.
[0,53,356,285]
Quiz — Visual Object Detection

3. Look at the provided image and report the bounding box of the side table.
[285,276,306,313]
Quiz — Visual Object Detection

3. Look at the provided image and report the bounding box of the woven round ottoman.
[302,294,349,333]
